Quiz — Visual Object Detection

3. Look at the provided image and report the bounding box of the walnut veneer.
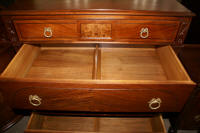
[0,0,196,132]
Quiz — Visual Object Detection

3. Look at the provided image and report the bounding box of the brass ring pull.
[148,98,161,110]
[44,27,52,38]
[29,95,42,107]
[140,27,149,38]
[194,115,200,122]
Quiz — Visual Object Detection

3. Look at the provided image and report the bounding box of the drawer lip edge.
[0,76,195,86]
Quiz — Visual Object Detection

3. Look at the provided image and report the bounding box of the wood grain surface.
[81,24,112,40]
[1,44,40,78]
[13,19,181,44]
[101,47,167,80]
[1,14,191,45]
[169,45,200,130]
[25,113,166,133]
[14,20,79,41]
[26,47,94,79]
[0,0,194,16]
[0,44,195,112]
[0,0,195,114]
[115,20,180,42]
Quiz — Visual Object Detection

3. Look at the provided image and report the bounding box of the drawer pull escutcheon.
[44,27,52,38]
[29,95,42,107]
[148,98,161,110]
[140,27,149,39]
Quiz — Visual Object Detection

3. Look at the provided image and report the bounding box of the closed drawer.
[14,20,79,41]
[13,19,180,44]
[115,20,180,43]
[0,44,195,112]
[25,113,167,133]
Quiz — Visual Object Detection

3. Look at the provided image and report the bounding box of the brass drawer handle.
[44,27,52,38]
[148,98,162,110]
[194,115,200,122]
[140,27,149,39]
[29,95,42,107]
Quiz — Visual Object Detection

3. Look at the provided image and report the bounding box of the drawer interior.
[1,44,190,82]
[25,113,166,133]
[101,47,167,80]
[26,47,94,79]
[101,46,189,80]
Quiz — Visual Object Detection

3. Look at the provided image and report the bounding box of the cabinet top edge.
[0,0,195,16]
[0,10,195,17]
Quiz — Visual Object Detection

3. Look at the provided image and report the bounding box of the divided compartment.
[25,113,166,133]
[1,43,191,82]
[1,44,95,79]
[0,43,195,112]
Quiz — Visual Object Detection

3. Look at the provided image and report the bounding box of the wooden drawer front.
[0,44,195,112]
[14,20,78,41]
[13,19,180,43]
[116,20,180,42]
[92,89,181,112]
[25,113,166,133]
[12,87,92,111]
[12,87,182,112]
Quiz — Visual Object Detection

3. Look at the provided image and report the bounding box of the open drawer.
[25,112,166,133]
[0,44,195,112]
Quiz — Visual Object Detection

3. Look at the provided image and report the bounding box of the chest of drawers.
[0,0,196,132]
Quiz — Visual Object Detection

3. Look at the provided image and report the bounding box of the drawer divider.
[92,44,101,80]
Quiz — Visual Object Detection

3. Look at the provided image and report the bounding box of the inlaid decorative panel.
[81,24,112,39]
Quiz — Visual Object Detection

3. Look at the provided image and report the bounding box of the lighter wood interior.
[26,113,166,133]
[101,47,167,80]
[25,47,94,79]
[1,44,40,78]
[1,44,190,81]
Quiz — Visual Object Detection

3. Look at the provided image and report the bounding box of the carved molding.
[0,17,8,43]
[6,20,18,42]
[1,16,19,43]
[1,16,22,51]
[176,18,191,45]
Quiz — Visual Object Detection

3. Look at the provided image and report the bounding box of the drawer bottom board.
[25,113,166,133]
